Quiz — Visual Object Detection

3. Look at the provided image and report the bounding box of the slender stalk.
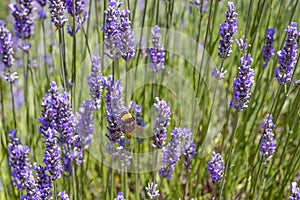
[256,166,266,200]
[41,19,49,83]
[54,180,58,200]
[151,150,159,197]
[58,29,67,91]
[219,112,240,200]
[125,61,128,105]
[72,165,78,200]
[9,83,16,128]
[105,158,113,200]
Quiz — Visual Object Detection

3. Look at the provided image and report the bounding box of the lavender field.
[0,0,300,199]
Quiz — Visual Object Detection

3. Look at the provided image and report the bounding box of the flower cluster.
[260,114,276,164]
[9,0,35,40]
[262,28,275,68]
[49,0,68,28]
[58,191,70,200]
[34,163,52,199]
[179,128,196,171]
[88,56,104,110]
[66,0,88,36]
[119,9,135,61]
[207,151,225,184]
[218,1,238,59]
[0,21,15,68]
[159,128,182,178]
[7,130,31,190]
[75,100,94,149]
[231,54,254,111]
[145,182,160,199]
[275,22,299,85]
[43,128,63,180]
[22,170,41,200]
[152,97,171,149]
[148,25,166,72]
[212,67,227,80]
[104,75,126,143]
[290,182,300,200]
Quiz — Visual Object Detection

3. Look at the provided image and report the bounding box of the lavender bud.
[290,182,300,200]
[114,192,125,200]
[207,151,225,184]
[262,28,275,69]
[190,0,208,12]
[58,191,70,200]
[102,0,122,59]
[21,170,41,200]
[230,54,254,111]
[260,114,276,164]
[218,1,238,59]
[212,67,227,80]
[0,21,15,67]
[43,128,62,180]
[145,182,160,199]
[88,56,103,110]
[152,97,171,149]
[34,163,52,200]
[119,9,135,61]
[49,0,68,28]
[8,130,31,190]
[148,25,166,72]
[275,22,300,85]
[76,100,94,149]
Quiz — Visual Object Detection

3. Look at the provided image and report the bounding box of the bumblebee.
[118,111,136,138]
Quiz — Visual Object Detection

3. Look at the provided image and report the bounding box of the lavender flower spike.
[34,163,52,200]
[179,128,196,171]
[152,97,171,149]
[159,128,182,178]
[145,182,160,199]
[104,75,126,142]
[49,0,68,28]
[76,100,94,149]
[22,170,41,200]
[66,0,88,36]
[114,192,125,200]
[8,130,31,190]
[207,151,225,184]
[148,25,166,72]
[218,1,238,59]
[262,28,275,69]
[43,128,63,180]
[102,0,122,59]
[0,21,15,67]
[290,182,300,200]
[231,54,254,111]
[88,56,103,110]
[119,9,135,61]
[275,22,300,85]
[260,114,276,164]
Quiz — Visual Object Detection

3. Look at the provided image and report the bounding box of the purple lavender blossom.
[218,1,238,59]
[39,82,74,144]
[49,0,68,28]
[290,182,300,200]
[262,28,275,68]
[207,151,225,184]
[260,114,276,164]
[58,191,70,200]
[0,21,15,67]
[34,163,52,200]
[159,128,182,178]
[145,182,160,199]
[152,97,171,149]
[102,0,122,59]
[76,100,94,149]
[21,170,41,200]
[8,130,31,190]
[8,0,35,40]
[66,0,88,36]
[87,56,103,110]
[43,128,63,180]
[104,75,126,143]
[179,128,196,171]
[148,26,166,72]
[275,22,300,85]
[212,67,227,80]
[119,9,135,61]
[230,54,254,111]
[114,192,125,200]
[37,0,47,7]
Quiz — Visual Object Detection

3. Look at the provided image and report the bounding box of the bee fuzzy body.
[118,111,136,138]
